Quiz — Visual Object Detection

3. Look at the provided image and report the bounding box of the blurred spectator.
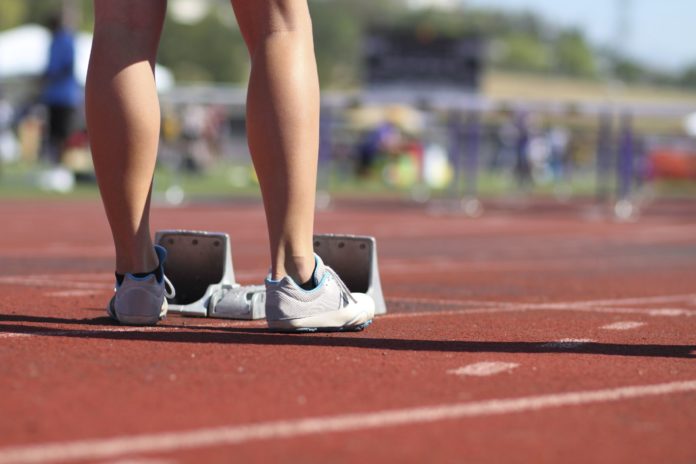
[356,121,401,177]
[0,88,19,163]
[493,114,517,170]
[180,104,214,172]
[547,124,570,181]
[41,13,80,165]
[514,112,533,187]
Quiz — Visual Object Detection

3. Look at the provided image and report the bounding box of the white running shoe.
[265,254,375,332]
[107,245,175,326]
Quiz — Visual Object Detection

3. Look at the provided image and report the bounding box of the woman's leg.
[85,0,167,276]
[231,0,319,284]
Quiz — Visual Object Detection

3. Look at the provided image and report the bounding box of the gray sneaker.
[265,254,375,332]
[107,245,175,326]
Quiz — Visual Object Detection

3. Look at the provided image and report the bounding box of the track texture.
[1,198,695,463]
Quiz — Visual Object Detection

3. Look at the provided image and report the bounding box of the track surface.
[1,198,695,463]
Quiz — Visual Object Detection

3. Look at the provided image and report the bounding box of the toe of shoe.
[350,292,376,320]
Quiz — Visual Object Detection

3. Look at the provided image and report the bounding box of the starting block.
[154,230,235,317]
[155,230,387,319]
[311,234,386,316]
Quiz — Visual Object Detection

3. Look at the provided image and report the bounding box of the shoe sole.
[273,319,373,333]
[267,308,373,333]
[107,297,168,326]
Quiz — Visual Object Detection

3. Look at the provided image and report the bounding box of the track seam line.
[0,379,695,464]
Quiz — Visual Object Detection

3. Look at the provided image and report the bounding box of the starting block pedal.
[155,230,387,319]
[311,234,386,316]
[154,230,235,317]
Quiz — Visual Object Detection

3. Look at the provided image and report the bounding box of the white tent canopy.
[0,24,174,91]
[684,112,696,138]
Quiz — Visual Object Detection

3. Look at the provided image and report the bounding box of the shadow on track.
[1,313,694,359]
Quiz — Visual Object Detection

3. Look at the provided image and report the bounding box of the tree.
[498,33,551,73]
[679,64,696,89]
[553,30,597,78]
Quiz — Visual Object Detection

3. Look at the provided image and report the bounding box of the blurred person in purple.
[356,121,401,178]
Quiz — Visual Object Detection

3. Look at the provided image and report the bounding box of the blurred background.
[0,0,694,214]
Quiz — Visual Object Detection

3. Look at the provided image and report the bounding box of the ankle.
[115,244,159,275]
[273,254,315,283]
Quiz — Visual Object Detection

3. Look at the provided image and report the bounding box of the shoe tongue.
[311,254,325,286]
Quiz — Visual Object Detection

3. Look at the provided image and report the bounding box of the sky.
[461,0,696,71]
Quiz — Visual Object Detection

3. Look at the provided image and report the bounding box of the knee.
[95,0,165,29]
[265,0,310,33]
[93,0,166,57]
[235,0,312,54]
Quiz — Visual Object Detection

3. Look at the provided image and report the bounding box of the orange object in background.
[649,148,696,179]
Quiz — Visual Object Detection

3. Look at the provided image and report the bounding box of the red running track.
[0,198,695,463]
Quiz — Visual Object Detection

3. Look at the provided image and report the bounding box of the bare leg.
[231,0,319,283]
[85,0,166,275]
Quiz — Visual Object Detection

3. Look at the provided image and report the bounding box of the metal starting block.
[155,230,386,320]
[154,230,236,317]
[312,234,386,316]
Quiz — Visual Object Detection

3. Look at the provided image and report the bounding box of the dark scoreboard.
[363,29,486,93]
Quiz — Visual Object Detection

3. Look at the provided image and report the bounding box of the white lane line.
[3,273,114,281]
[601,321,646,331]
[382,304,696,319]
[44,290,103,298]
[389,293,696,310]
[541,339,593,349]
[0,327,181,340]
[98,458,176,464]
[571,294,696,308]
[1,379,695,464]
[0,272,264,290]
[385,295,696,319]
[0,320,264,341]
[0,276,110,290]
[0,333,32,339]
[447,362,519,377]
[647,309,694,317]
[0,245,113,258]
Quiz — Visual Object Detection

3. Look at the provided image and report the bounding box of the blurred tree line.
[2,0,695,90]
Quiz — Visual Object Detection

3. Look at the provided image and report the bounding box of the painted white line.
[4,273,115,282]
[1,379,695,464]
[647,309,694,317]
[44,290,103,298]
[541,339,593,349]
[571,294,696,308]
[0,333,32,339]
[384,296,696,319]
[0,327,181,340]
[594,307,696,317]
[382,304,696,320]
[0,276,110,290]
[601,321,646,331]
[389,294,696,310]
[0,245,113,258]
[0,272,264,290]
[447,362,519,377]
[99,458,176,464]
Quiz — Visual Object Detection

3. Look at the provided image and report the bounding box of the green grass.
[1,161,693,203]
[0,162,262,201]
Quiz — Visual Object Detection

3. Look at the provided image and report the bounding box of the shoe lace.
[325,266,357,305]
[163,274,176,299]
